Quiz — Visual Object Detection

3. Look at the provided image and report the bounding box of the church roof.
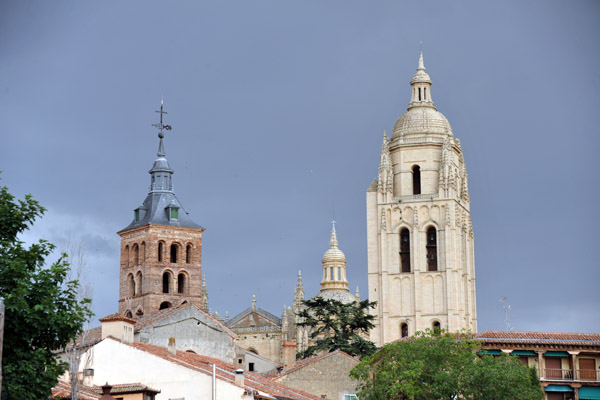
[227,306,282,328]
[120,103,203,233]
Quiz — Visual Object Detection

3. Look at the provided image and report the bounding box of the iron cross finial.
[152,99,172,138]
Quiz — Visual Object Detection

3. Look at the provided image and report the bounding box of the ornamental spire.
[330,219,338,248]
[378,131,393,194]
[409,50,435,110]
[149,100,175,193]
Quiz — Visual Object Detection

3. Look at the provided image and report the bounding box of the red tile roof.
[52,380,160,399]
[133,304,236,338]
[475,331,600,346]
[99,313,136,324]
[271,349,359,379]
[52,380,101,400]
[111,339,321,400]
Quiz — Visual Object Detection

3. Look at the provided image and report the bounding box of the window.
[125,310,132,318]
[134,209,140,222]
[178,273,185,294]
[426,227,438,271]
[330,267,333,280]
[159,301,171,310]
[401,323,409,338]
[128,274,135,296]
[158,242,164,262]
[412,165,421,195]
[418,87,422,101]
[163,272,171,294]
[249,362,255,372]
[338,267,341,281]
[186,244,192,263]
[344,395,358,400]
[135,272,143,296]
[432,321,441,332]
[133,244,139,266]
[124,245,129,267]
[170,207,178,220]
[170,244,178,263]
[400,228,411,273]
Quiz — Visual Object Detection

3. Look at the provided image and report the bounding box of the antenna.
[499,297,514,331]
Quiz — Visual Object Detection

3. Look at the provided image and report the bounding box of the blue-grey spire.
[119,101,203,232]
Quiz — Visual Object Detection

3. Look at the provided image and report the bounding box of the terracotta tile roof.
[113,339,321,400]
[134,304,236,338]
[98,313,136,324]
[271,349,360,379]
[475,331,600,346]
[65,326,103,352]
[51,380,100,400]
[52,380,160,399]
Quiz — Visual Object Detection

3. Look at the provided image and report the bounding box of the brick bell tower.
[117,101,204,318]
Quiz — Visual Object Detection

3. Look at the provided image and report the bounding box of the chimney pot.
[235,368,245,386]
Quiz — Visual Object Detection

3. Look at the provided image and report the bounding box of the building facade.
[367,53,477,346]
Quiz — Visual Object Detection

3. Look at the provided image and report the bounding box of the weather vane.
[152,98,172,139]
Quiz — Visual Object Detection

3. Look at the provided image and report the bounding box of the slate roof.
[227,306,282,327]
[113,339,322,400]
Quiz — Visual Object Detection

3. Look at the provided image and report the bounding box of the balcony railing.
[543,369,600,381]
[545,369,573,380]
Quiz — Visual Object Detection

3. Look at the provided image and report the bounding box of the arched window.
[426,227,438,271]
[170,244,178,263]
[133,244,139,266]
[433,321,441,332]
[158,242,164,262]
[135,271,143,296]
[136,309,144,317]
[127,274,135,297]
[186,244,192,264]
[140,242,146,263]
[124,245,130,268]
[401,323,409,338]
[125,310,133,318]
[400,228,411,273]
[330,267,334,280]
[159,301,172,310]
[412,165,421,195]
[163,271,171,294]
[178,273,185,294]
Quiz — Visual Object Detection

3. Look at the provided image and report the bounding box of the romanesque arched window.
[127,274,135,297]
[400,228,411,273]
[401,323,409,338]
[177,273,186,294]
[124,245,130,268]
[186,244,192,264]
[135,271,143,296]
[163,271,171,294]
[426,227,438,271]
[170,244,178,263]
[140,241,145,263]
[432,321,441,332]
[159,302,172,310]
[412,165,421,195]
[158,242,164,262]
[125,310,133,318]
[133,243,139,266]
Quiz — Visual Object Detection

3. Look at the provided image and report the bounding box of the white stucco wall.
[81,339,244,400]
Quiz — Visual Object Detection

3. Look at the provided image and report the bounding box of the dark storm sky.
[1,1,599,332]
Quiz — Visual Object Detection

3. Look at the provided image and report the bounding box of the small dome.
[392,107,453,139]
[150,156,172,172]
[322,247,346,263]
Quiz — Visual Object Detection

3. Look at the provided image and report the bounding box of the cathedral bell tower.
[117,102,205,318]
[367,53,477,346]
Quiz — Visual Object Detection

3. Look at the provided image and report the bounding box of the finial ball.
[158,132,164,139]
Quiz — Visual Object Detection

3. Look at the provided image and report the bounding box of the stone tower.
[118,103,205,318]
[367,53,477,346]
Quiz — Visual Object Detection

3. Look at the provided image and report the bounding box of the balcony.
[543,369,600,382]
[545,368,573,380]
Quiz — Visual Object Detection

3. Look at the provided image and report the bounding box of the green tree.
[0,183,93,400]
[350,330,544,400]
[296,297,377,359]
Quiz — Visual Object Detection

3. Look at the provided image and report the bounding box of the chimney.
[99,383,117,400]
[168,337,176,355]
[99,313,135,344]
[235,368,245,387]
[282,341,297,369]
